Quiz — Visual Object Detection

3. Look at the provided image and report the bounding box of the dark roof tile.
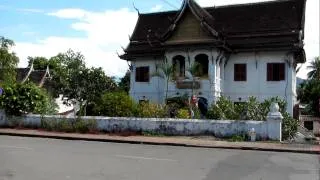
[16,68,30,82]
[29,70,47,85]
[123,0,306,59]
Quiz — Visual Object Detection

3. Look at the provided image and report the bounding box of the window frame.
[194,54,209,78]
[267,63,285,81]
[135,66,150,82]
[234,63,247,81]
[172,55,186,78]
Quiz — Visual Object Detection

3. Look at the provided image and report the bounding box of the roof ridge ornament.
[132,2,140,15]
[161,0,221,41]
[22,59,34,84]
[45,65,51,79]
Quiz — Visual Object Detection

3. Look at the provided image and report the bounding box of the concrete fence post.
[267,103,283,141]
[0,109,6,126]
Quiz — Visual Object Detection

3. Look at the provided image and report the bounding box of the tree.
[298,57,320,117]
[297,79,320,117]
[307,57,320,79]
[118,70,130,93]
[0,36,19,84]
[93,91,135,117]
[27,56,49,70]
[152,62,175,102]
[0,82,51,116]
[77,67,117,115]
[46,49,117,115]
[187,62,202,96]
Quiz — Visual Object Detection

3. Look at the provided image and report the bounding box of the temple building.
[120,0,306,115]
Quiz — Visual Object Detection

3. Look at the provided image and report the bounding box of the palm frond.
[296,65,302,73]
[188,62,201,77]
[306,56,320,79]
[151,71,164,79]
[307,70,315,79]
[151,63,174,80]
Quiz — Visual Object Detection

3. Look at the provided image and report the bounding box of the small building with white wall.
[120,0,307,115]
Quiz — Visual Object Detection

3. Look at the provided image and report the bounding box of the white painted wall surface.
[0,114,282,141]
[224,51,296,115]
[130,58,165,103]
[130,50,297,115]
[0,109,5,126]
[0,103,283,141]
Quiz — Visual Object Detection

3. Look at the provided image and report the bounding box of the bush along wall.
[0,88,296,140]
[93,91,136,117]
[40,117,97,133]
[206,96,298,140]
[0,82,56,116]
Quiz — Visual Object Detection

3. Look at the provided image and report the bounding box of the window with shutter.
[135,66,150,82]
[234,64,247,81]
[267,63,285,81]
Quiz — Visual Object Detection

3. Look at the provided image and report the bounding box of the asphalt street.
[0,135,319,180]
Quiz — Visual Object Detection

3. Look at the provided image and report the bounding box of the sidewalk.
[0,128,319,154]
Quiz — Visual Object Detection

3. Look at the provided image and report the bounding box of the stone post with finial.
[267,102,283,141]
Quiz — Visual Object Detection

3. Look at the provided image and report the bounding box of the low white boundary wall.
[0,103,283,141]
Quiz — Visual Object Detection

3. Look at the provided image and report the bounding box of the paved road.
[0,136,319,180]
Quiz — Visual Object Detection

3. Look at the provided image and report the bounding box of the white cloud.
[13,0,319,79]
[15,8,138,77]
[47,8,88,19]
[150,5,163,12]
[297,0,320,79]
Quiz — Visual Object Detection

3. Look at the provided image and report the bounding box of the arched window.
[172,55,185,78]
[194,54,209,77]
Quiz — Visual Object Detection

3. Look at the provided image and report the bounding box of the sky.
[0,0,319,79]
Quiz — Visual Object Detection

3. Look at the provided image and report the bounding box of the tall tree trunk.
[165,78,169,104]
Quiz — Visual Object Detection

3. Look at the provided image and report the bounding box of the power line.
[174,0,183,4]
[160,0,179,9]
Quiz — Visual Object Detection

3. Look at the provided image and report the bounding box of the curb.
[0,131,319,155]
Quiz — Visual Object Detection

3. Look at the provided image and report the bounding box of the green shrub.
[297,78,320,117]
[228,134,247,142]
[166,95,189,118]
[41,118,73,132]
[176,108,190,119]
[259,97,287,120]
[257,97,298,140]
[73,119,97,133]
[206,96,239,119]
[193,107,201,119]
[282,112,299,140]
[166,102,180,118]
[207,96,298,140]
[0,83,51,116]
[36,93,58,115]
[6,116,23,128]
[40,118,97,133]
[166,95,188,108]
[41,118,54,131]
[142,130,165,137]
[93,91,135,117]
[57,119,74,132]
[136,102,167,118]
[244,97,262,120]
